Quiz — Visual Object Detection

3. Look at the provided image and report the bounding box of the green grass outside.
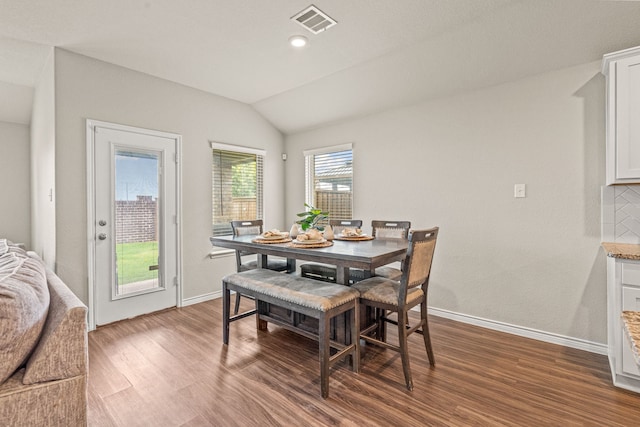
[116,241,159,285]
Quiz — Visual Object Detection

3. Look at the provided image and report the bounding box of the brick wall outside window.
[115,195,158,244]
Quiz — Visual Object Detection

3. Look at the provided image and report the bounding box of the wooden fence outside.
[315,190,352,220]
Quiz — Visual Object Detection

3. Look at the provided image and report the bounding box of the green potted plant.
[296,203,329,231]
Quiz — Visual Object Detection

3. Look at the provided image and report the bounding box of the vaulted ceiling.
[1,0,640,133]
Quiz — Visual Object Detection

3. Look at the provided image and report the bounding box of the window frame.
[303,143,354,222]
[211,142,266,236]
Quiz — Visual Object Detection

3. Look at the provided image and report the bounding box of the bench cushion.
[223,269,358,312]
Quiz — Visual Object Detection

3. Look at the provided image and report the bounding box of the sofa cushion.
[0,239,26,257]
[0,253,22,281]
[0,252,50,384]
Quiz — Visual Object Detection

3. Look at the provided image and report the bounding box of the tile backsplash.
[602,185,640,243]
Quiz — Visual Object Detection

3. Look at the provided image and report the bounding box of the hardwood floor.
[88,300,640,426]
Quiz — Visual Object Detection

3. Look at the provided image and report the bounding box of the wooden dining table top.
[210,234,408,285]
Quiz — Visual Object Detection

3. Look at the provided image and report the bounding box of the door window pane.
[114,150,161,296]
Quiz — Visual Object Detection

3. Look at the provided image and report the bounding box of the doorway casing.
[86,119,182,330]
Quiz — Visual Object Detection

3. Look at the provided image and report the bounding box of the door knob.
[98,233,107,240]
[98,220,107,226]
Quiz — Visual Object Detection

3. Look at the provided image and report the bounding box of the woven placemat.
[288,240,333,249]
[622,311,640,366]
[333,235,374,241]
[251,237,292,244]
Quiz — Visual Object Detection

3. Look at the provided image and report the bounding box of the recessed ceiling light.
[289,35,308,48]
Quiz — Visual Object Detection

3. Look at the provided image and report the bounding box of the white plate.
[258,233,288,240]
[295,238,326,245]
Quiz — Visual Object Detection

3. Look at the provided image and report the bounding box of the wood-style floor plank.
[87,299,640,426]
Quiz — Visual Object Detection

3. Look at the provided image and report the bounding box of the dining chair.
[299,219,363,283]
[230,220,289,314]
[348,220,412,283]
[352,226,439,390]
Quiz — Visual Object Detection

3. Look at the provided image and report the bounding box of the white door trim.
[86,119,182,331]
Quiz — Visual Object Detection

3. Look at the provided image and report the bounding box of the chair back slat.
[329,219,363,235]
[371,220,411,239]
[230,220,265,268]
[231,220,264,236]
[235,226,261,236]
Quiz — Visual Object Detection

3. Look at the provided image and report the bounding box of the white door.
[88,121,180,327]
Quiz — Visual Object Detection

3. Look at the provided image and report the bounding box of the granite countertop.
[602,242,640,260]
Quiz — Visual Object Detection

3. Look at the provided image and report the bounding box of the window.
[304,144,353,221]
[211,143,264,236]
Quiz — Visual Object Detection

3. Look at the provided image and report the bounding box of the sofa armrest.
[0,368,87,427]
[22,264,88,385]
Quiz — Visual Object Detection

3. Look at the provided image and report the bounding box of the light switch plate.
[514,184,526,198]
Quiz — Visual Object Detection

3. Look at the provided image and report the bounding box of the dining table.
[210,232,409,342]
[209,233,409,285]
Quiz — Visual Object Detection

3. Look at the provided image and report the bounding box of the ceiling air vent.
[291,5,337,34]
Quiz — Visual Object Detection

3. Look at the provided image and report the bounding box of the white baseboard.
[179,293,607,355]
[428,307,608,355]
[182,291,221,307]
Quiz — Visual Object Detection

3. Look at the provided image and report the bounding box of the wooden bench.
[222,268,360,398]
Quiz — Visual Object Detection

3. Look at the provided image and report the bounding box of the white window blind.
[212,146,264,236]
[304,145,353,221]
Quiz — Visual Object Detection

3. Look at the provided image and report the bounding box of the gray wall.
[30,49,56,268]
[54,48,285,303]
[20,47,609,345]
[284,61,607,344]
[0,121,31,245]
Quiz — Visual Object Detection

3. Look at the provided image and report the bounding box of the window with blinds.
[304,144,353,222]
[211,145,264,236]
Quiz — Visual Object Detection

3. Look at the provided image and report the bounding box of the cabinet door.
[615,55,640,179]
[622,286,640,376]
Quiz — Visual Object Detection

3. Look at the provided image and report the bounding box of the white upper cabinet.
[603,46,640,185]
